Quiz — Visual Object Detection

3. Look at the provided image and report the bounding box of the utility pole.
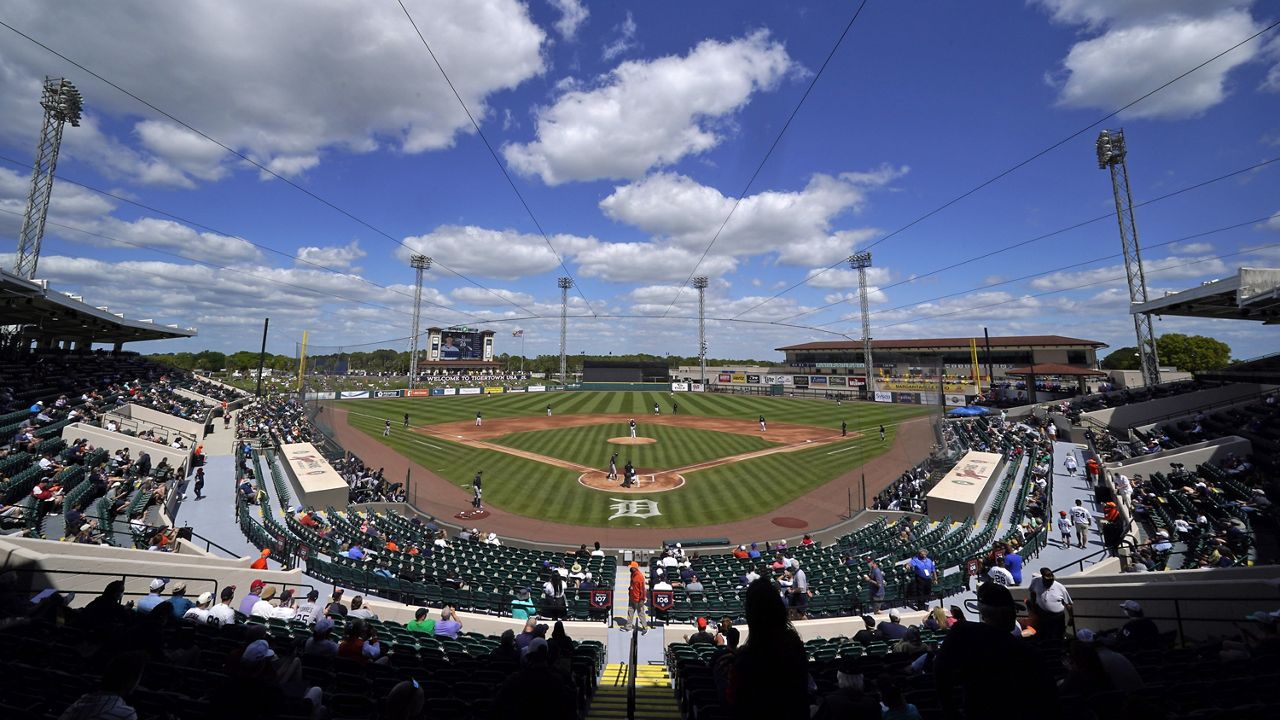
[14,78,83,279]
[692,276,709,384]
[558,277,572,385]
[408,255,432,390]
[256,318,270,398]
[849,252,874,398]
[1097,129,1160,388]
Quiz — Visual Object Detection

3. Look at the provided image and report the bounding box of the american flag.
[512,329,524,337]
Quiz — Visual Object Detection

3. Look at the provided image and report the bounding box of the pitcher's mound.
[578,469,684,493]
[608,437,656,445]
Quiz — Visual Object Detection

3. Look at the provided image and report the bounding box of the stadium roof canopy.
[1004,363,1106,377]
[776,335,1106,352]
[1131,268,1280,324]
[0,268,197,345]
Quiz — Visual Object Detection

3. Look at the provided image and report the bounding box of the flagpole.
[520,332,525,374]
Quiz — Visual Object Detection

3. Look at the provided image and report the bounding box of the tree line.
[1100,333,1232,372]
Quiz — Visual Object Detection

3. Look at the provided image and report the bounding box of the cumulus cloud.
[450,286,536,306]
[1029,254,1228,291]
[548,0,588,40]
[0,0,547,187]
[599,167,903,266]
[1266,210,1280,231]
[504,30,796,184]
[574,241,737,283]
[400,225,598,280]
[803,266,893,290]
[1037,2,1264,119]
[296,241,367,270]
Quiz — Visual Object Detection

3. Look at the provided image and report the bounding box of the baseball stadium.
[2,4,1280,720]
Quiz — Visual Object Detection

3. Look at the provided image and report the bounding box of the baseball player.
[622,460,635,488]
[653,402,660,416]
[546,405,552,416]
[672,401,678,415]
[879,424,886,442]
[475,411,483,427]
[759,415,766,432]
[383,419,391,437]
[402,413,410,429]
[608,452,618,481]
[841,420,847,437]
[629,419,637,439]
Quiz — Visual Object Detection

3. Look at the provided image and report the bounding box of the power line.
[394,0,596,317]
[871,240,1280,331]
[734,16,1280,318]
[661,0,871,318]
[0,152,491,323]
[778,154,1280,323]
[819,212,1277,329]
[0,18,543,318]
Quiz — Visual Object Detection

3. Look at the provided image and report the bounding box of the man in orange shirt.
[627,562,647,633]
[250,548,270,570]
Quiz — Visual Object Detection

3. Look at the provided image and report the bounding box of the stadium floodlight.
[848,252,873,395]
[14,78,83,279]
[558,277,573,385]
[408,255,432,389]
[1096,129,1160,389]
[692,276,709,384]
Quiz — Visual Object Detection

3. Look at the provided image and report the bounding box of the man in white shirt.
[653,570,673,592]
[987,564,1014,587]
[183,592,215,624]
[1113,473,1133,511]
[1027,568,1072,641]
[1069,499,1093,549]
[209,586,237,625]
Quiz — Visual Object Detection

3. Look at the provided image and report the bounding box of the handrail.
[1065,590,1280,646]
[0,565,220,604]
[627,623,639,720]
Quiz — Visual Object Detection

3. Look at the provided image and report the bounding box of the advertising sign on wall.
[828,376,847,387]
[374,390,402,398]
[883,379,972,393]
[440,388,457,395]
[527,385,547,392]
[405,389,433,397]
[731,372,747,384]
[764,374,792,386]
[671,382,690,392]
[809,375,829,385]
[430,388,446,396]
[793,375,809,388]
[894,392,920,404]
[874,391,893,403]
[339,391,370,399]
[746,374,761,384]
[718,373,732,383]
[691,383,704,392]
[483,387,504,394]
[459,387,482,395]
[945,394,967,407]
[506,387,526,393]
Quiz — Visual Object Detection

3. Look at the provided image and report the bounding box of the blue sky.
[1,0,1278,363]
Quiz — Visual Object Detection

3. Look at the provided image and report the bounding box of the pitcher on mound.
[629,418,637,439]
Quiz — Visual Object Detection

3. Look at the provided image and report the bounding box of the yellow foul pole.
[297,330,309,393]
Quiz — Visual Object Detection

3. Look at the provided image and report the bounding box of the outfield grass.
[338,392,933,528]
[493,422,778,470]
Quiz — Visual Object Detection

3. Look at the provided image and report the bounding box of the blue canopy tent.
[946,405,990,417]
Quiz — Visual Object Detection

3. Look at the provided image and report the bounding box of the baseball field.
[336,391,934,528]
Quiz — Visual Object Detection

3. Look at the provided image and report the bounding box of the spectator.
[877,611,909,641]
[853,615,881,644]
[722,577,809,720]
[249,548,270,570]
[434,605,462,639]
[135,578,168,613]
[407,607,436,634]
[935,583,1058,718]
[239,579,265,617]
[166,583,193,618]
[811,661,879,720]
[1115,600,1160,650]
[511,587,537,620]
[250,585,278,618]
[715,616,740,649]
[304,618,339,657]
[685,617,716,645]
[1027,568,1073,642]
[490,629,521,664]
[209,586,237,625]
[880,682,923,720]
[348,595,376,620]
[57,650,147,720]
[492,637,576,719]
[514,618,537,651]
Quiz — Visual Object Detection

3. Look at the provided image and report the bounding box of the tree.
[1100,347,1140,370]
[1156,333,1231,372]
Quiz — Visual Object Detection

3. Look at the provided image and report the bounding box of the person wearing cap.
[877,610,909,640]
[325,588,348,617]
[1070,499,1093,548]
[811,656,878,720]
[81,580,132,625]
[1056,510,1073,548]
[210,586,237,625]
[1074,628,1146,690]
[294,589,320,624]
[167,582,193,618]
[1116,600,1159,650]
[302,617,339,657]
[852,615,882,645]
[1027,567,1073,641]
[183,592,215,624]
[511,588,537,621]
[627,561,647,633]
[652,568,673,592]
[407,607,437,634]
[250,548,271,571]
[239,579,266,616]
[136,578,168,613]
[685,617,715,645]
[935,582,1057,717]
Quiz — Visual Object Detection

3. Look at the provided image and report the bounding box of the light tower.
[849,252,874,394]
[13,77,83,278]
[408,255,432,389]
[558,277,573,385]
[1097,129,1160,388]
[692,276,709,384]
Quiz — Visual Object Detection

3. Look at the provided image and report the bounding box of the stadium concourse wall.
[1081,382,1275,430]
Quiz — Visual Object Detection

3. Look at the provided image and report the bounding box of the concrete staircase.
[587,663,679,720]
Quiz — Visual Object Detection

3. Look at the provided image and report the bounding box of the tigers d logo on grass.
[608,498,661,521]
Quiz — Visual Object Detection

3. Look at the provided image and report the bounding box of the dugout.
[582,360,670,384]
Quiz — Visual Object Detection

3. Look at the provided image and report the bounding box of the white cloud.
[400,225,598,280]
[262,154,321,179]
[1170,241,1214,254]
[0,0,547,187]
[296,241,367,270]
[1029,254,1229,290]
[504,30,796,184]
[1266,210,1280,231]
[1039,4,1263,119]
[599,167,902,266]
[803,266,892,290]
[450,286,535,306]
[601,11,637,61]
[548,0,589,40]
[575,242,737,283]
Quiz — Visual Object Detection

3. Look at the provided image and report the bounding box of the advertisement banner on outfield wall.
[527,385,547,392]
[765,374,792,385]
[894,392,920,404]
[440,388,457,395]
[303,392,334,401]
[730,372,747,384]
[945,394,967,407]
[339,391,370,399]
[809,376,828,385]
[848,377,866,386]
[374,390,402,398]
[793,376,809,388]
[483,387,504,394]
[430,388,446,396]
[671,382,689,392]
[718,373,732,383]
[828,376,847,387]
[459,387,482,395]
[406,389,433,397]
[506,387,526,393]
[746,374,761,384]
[874,391,893,403]
[691,383,704,392]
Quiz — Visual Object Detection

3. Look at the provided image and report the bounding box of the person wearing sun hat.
[511,587,537,620]
[167,582,193,618]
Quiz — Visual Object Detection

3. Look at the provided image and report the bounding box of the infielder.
[546,405,552,416]
[629,418,637,439]
[759,415,766,432]
[475,411,483,427]
[383,419,391,437]
[653,403,660,416]
[607,452,618,481]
